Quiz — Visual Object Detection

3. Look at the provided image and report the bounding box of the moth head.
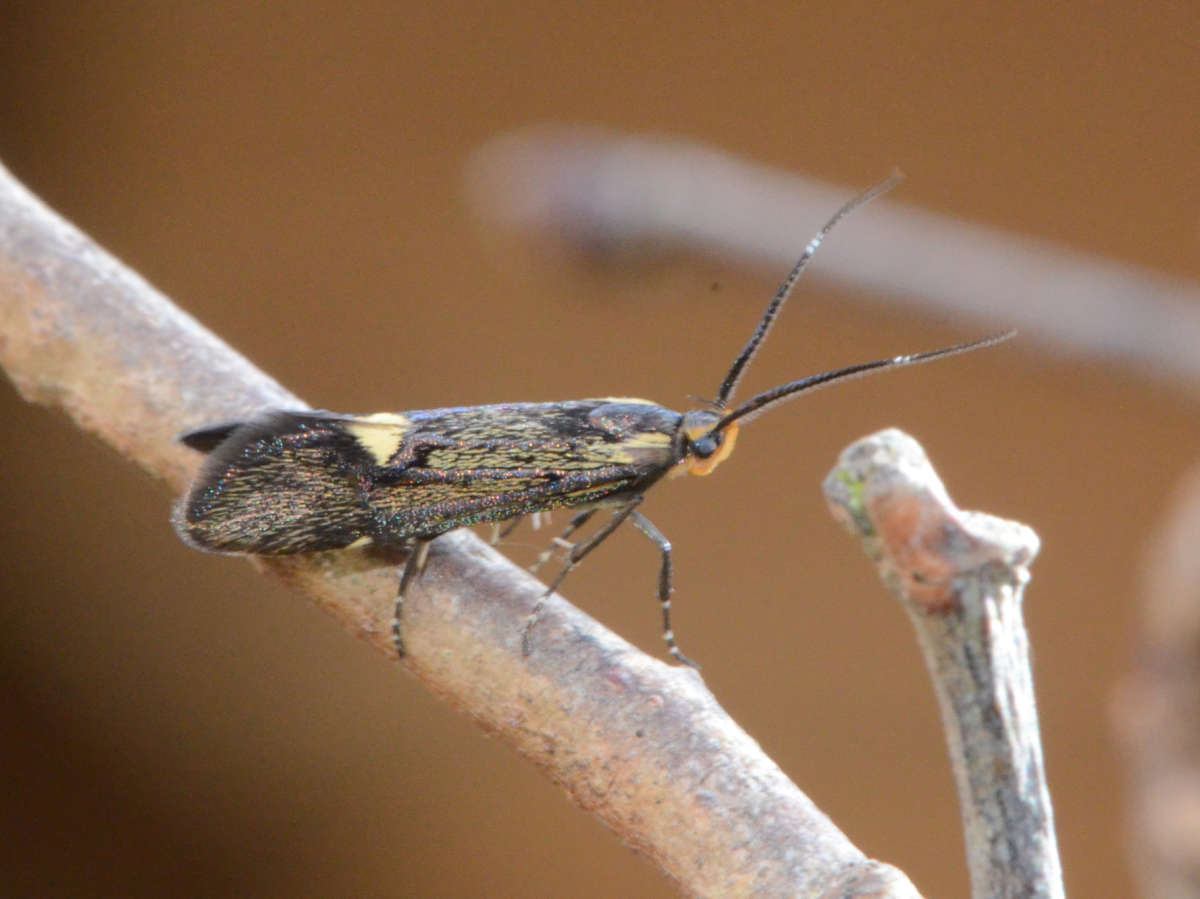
[678,409,739,477]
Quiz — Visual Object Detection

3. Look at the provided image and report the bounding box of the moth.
[175,174,1011,667]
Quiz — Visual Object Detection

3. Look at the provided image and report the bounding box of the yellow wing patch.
[608,430,672,462]
[345,414,412,464]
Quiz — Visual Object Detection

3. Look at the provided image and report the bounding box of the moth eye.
[691,433,721,458]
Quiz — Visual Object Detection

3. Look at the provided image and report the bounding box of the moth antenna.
[713,170,904,408]
[713,330,1016,431]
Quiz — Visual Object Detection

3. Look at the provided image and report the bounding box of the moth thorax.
[679,409,739,477]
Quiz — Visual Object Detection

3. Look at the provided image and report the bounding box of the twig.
[0,159,923,898]
[1113,463,1200,898]
[823,429,1061,899]
[467,126,1200,388]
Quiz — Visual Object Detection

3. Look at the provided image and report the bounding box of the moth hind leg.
[529,509,596,574]
[488,510,555,547]
[520,503,635,656]
[393,537,434,659]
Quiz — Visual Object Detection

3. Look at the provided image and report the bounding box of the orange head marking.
[679,409,739,477]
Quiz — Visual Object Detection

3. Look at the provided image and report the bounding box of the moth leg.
[393,537,433,659]
[630,510,697,669]
[529,509,597,574]
[521,500,640,656]
[491,516,525,546]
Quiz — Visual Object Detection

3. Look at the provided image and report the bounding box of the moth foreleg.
[490,516,525,546]
[630,511,696,669]
[393,537,433,659]
[521,500,641,657]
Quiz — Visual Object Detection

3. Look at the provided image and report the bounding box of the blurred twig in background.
[468,127,1200,387]
[1114,465,1200,899]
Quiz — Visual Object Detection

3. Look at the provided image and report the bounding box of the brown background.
[2,3,1197,896]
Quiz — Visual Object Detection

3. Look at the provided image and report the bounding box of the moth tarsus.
[175,175,1013,667]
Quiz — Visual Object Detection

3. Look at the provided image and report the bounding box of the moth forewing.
[176,400,685,556]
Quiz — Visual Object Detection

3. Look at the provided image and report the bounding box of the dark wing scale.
[358,400,682,538]
[366,465,649,539]
[180,421,244,453]
[389,401,679,472]
[175,411,379,554]
[176,400,683,554]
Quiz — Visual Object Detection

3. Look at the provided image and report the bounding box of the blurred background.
[1,2,1197,896]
